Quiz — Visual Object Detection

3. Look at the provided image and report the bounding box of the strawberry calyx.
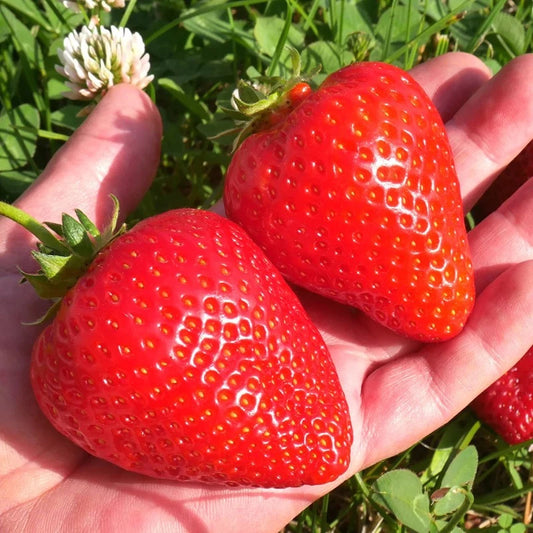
[218,48,317,150]
[0,195,125,322]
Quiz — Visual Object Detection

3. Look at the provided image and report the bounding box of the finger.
[0,85,162,268]
[357,259,533,468]
[409,51,491,122]
[445,53,533,211]
[469,178,533,292]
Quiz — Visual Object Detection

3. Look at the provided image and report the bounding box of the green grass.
[1,0,532,531]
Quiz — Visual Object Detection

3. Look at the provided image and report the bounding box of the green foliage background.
[0,0,532,531]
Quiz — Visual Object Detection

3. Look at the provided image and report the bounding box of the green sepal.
[44,221,65,238]
[100,194,123,246]
[75,208,100,239]
[32,251,75,281]
[232,82,266,108]
[21,272,69,299]
[62,213,95,257]
[0,194,125,324]
[229,85,283,117]
[214,47,319,151]
[32,250,88,284]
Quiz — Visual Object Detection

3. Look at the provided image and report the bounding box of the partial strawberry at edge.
[224,61,475,343]
[29,208,353,488]
[471,346,533,445]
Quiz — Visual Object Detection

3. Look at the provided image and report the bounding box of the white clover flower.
[61,0,126,13]
[56,24,154,101]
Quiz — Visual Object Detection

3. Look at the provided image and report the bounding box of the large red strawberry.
[1,199,352,487]
[472,139,533,223]
[224,60,475,342]
[471,346,533,445]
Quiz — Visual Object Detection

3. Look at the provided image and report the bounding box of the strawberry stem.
[0,201,70,255]
[216,47,318,151]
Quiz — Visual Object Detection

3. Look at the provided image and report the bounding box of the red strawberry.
[471,346,533,445]
[472,140,533,223]
[2,200,353,487]
[224,60,475,342]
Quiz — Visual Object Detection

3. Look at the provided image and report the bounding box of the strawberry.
[471,346,533,445]
[223,59,475,342]
[1,199,353,487]
[472,140,533,223]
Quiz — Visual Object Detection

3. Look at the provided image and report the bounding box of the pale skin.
[1,52,533,532]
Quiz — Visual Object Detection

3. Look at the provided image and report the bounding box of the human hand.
[1,52,532,533]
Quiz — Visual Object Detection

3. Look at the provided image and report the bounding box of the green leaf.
[32,250,88,290]
[0,11,11,43]
[0,0,53,31]
[197,114,235,146]
[432,487,469,516]
[333,0,373,43]
[421,416,480,485]
[383,0,476,66]
[50,105,85,131]
[41,0,82,34]
[431,521,463,533]
[483,58,503,75]
[441,446,478,489]
[0,169,35,196]
[372,3,423,61]
[0,104,40,172]
[182,4,251,45]
[463,0,507,53]
[301,41,344,76]
[158,78,211,121]
[47,77,70,101]
[371,469,432,532]
[498,513,514,528]
[254,16,305,58]
[0,6,44,69]
[490,12,526,56]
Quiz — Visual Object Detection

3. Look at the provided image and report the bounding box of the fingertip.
[411,52,492,121]
[1,86,162,266]
[17,85,162,226]
[88,84,163,222]
[448,53,533,209]
[92,84,162,143]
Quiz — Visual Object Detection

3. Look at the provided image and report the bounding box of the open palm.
[1,52,532,532]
